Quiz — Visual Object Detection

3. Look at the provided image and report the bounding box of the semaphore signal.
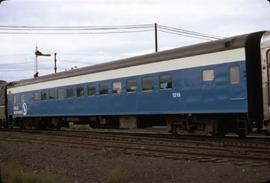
[34,46,51,78]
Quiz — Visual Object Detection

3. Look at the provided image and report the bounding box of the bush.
[107,167,127,183]
[0,163,64,183]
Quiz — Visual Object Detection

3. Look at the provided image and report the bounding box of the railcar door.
[228,65,243,101]
[261,48,270,131]
[266,50,270,117]
[260,32,270,131]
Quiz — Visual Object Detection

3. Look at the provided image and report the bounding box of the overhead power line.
[0,23,226,76]
[0,23,223,40]
[158,25,224,40]
[0,29,154,35]
[0,54,32,57]
[0,24,153,30]
[0,68,59,72]
[159,30,214,41]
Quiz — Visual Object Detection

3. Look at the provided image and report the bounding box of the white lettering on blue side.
[172,92,181,98]
[14,110,23,115]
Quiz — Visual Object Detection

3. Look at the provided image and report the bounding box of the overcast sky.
[0,0,270,81]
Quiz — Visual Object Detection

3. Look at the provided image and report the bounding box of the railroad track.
[0,129,270,167]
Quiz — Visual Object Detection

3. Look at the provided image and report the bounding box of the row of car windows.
[203,66,240,84]
[32,75,173,101]
[13,66,240,104]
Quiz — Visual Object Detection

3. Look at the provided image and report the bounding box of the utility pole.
[54,53,57,73]
[34,45,38,77]
[154,23,158,52]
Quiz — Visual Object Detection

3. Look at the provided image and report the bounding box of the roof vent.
[224,41,231,48]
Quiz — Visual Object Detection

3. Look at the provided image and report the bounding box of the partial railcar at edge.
[5,31,270,137]
[0,80,7,127]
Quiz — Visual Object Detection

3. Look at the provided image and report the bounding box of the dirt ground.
[0,140,269,183]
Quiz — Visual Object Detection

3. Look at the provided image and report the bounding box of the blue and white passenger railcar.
[6,31,270,136]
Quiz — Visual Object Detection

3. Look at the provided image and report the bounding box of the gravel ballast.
[0,140,270,183]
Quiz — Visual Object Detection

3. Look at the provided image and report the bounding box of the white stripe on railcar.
[8,48,245,94]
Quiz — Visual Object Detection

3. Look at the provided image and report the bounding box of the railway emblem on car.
[22,103,28,116]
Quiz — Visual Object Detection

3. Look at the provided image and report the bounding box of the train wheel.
[169,125,178,136]
[37,121,46,130]
[56,122,61,131]
[51,119,61,130]
[3,120,9,129]
[19,123,25,129]
[215,127,227,138]
[236,130,246,138]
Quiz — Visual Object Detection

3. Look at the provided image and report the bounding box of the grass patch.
[107,167,127,183]
[0,163,64,183]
